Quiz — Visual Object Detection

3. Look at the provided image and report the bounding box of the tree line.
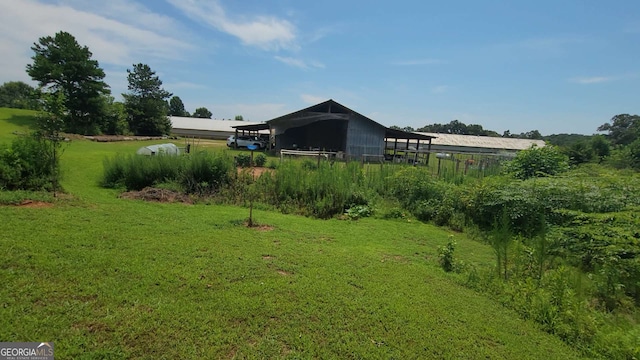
[392,116,640,170]
[0,31,221,136]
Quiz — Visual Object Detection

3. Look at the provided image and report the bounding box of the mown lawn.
[0,108,583,358]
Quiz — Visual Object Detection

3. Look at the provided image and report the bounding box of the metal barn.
[240,100,389,158]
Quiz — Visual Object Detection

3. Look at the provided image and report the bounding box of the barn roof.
[233,99,434,141]
[263,99,365,131]
[416,132,545,150]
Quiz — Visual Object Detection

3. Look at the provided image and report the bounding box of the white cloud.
[0,0,193,84]
[392,59,444,66]
[274,56,324,70]
[167,0,297,51]
[300,94,328,105]
[570,76,614,84]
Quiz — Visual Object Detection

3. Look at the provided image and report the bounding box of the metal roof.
[170,116,267,133]
[416,132,545,150]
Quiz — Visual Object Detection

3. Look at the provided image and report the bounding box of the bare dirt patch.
[241,220,274,231]
[119,187,192,204]
[277,270,292,276]
[262,255,276,260]
[14,200,53,208]
[237,166,273,178]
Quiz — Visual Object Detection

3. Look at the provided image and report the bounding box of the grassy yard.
[0,108,583,358]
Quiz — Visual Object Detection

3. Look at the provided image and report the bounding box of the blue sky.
[1,0,639,135]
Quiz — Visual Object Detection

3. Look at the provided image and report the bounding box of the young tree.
[169,96,189,117]
[193,107,212,119]
[0,81,40,110]
[26,31,110,134]
[36,91,67,196]
[123,63,172,135]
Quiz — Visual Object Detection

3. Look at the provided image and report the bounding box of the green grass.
[0,108,583,358]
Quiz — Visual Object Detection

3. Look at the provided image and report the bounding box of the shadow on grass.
[6,114,37,131]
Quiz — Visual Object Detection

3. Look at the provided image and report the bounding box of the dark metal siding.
[345,115,385,157]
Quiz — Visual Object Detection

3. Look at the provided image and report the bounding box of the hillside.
[0,108,583,358]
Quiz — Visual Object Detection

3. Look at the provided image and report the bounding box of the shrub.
[254,153,267,167]
[235,154,251,167]
[0,135,56,191]
[345,204,373,220]
[389,167,450,221]
[438,238,457,272]
[504,145,569,180]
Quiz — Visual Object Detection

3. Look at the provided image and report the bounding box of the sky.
[0,0,639,135]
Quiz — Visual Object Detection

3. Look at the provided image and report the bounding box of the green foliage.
[234,115,243,121]
[254,153,267,167]
[345,204,373,220]
[0,81,40,110]
[192,107,212,119]
[590,135,611,162]
[101,96,130,135]
[102,152,232,194]
[169,96,189,117]
[597,114,640,147]
[264,161,369,218]
[565,141,594,166]
[266,159,278,169]
[180,152,233,195]
[544,133,592,147]
[389,167,449,221]
[123,63,172,135]
[26,31,110,135]
[416,119,500,137]
[235,153,251,167]
[504,145,569,179]
[0,135,56,190]
[438,238,457,272]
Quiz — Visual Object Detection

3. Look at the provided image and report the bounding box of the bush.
[438,238,457,272]
[235,154,251,167]
[345,204,373,220]
[0,135,56,191]
[254,153,267,167]
[504,145,569,180]
[388,167,450,221]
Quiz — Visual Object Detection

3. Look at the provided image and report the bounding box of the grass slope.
[0,108,582,359]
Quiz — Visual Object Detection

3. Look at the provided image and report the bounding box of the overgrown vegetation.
[102,151,233,194]
[3,106,640,358]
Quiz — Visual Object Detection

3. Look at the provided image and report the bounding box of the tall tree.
[123,63,172,135]
[193,107,212,119]
[235,115,244,121]
[169,96,189,117]
[597,114,640,147]
[26,31,110,134]
[0,81,40,110]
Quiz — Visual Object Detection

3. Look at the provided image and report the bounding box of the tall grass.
[102,151,233,193]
